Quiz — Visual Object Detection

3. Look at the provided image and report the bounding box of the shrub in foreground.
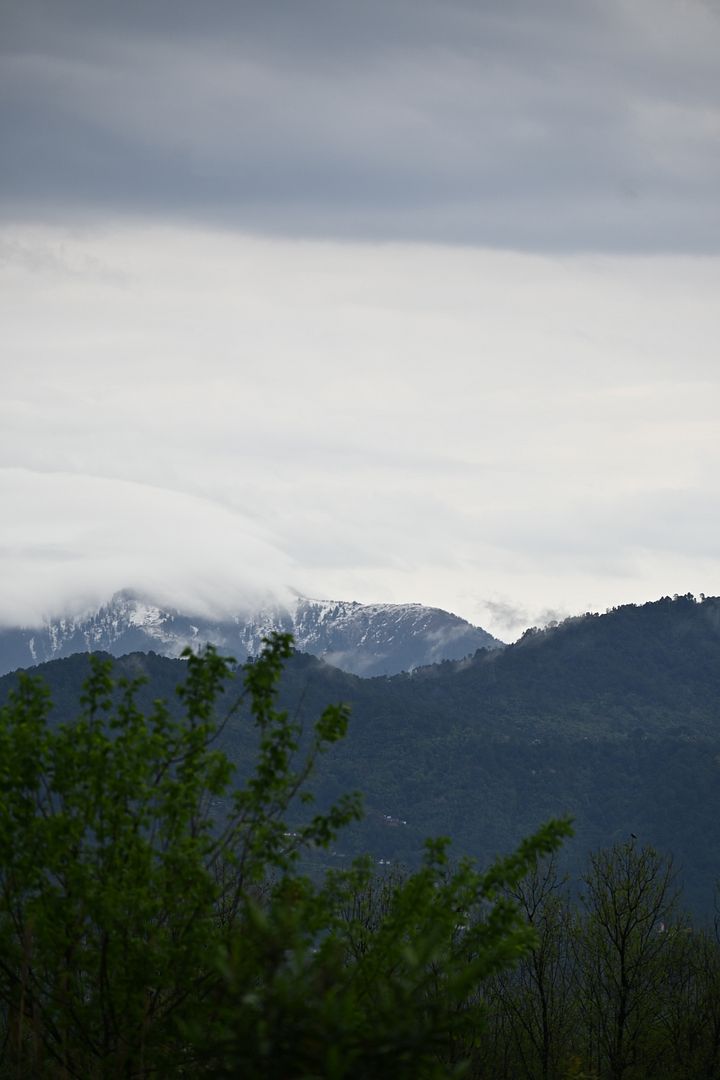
[0,635,570,1077]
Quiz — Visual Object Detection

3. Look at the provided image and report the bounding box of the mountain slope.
[0,591,502,678]
[3,593,720,914]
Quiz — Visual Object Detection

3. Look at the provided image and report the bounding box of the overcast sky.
[2,0,720,639]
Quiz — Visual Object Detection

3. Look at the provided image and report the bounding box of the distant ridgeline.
[0,591,503,678]
[2,593,720,915]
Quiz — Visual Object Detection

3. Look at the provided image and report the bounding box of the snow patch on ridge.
[0,591,504,678]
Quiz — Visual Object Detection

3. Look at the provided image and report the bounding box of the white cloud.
[0,467,295,627]
[2,223,720,637]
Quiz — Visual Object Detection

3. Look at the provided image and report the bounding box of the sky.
[2,0,720,640]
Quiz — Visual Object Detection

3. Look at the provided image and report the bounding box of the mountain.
[0,590,503,678]
[3,593,720,915]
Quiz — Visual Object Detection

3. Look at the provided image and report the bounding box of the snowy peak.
[0,593,504,678]
[287,598,502,675]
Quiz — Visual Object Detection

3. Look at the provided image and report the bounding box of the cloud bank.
[0,467,296,627]
[2,0,720,251]
[3,5,720,639]
[2,224,720,637]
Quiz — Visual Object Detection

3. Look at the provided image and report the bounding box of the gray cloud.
[2,1,720,251]
[477,600,573,638]
[479,599,529,634]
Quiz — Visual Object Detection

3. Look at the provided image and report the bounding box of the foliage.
[0,633,571,1078]
[574,841,678,1080]
[200,826,569,1079]
[472,844,720,1080]
[0,635,358,1075]
[5,594,720,915]
[479,854,575,1080]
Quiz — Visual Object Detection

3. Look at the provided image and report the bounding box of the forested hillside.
[3,594,719,914]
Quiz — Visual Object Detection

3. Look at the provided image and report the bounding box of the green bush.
[0,634,570,1078]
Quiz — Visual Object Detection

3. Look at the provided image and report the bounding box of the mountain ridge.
[0,590,503,678]
[3,592,720,913]
[2,593,720,913]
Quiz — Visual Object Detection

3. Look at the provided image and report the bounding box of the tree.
[574,841,678,1080]
[0,634,571,1077]
[654,919,720,1080]
[479,854,576,1080]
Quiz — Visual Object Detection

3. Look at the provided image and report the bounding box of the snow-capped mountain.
[0,591,504,678]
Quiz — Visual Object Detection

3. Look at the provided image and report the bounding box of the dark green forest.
[0,634,570,1077]
[6,594,719,916]
[3,627,720,1078]
[1,600,720,1077]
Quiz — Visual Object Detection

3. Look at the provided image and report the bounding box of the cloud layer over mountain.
[3,2,720,638]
